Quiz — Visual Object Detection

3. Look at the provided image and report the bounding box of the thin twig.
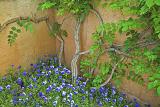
[100,57,125,87]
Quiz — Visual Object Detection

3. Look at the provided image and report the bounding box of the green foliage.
[49,22,67,37]
[8,27,21,46]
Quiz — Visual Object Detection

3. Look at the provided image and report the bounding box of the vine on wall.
[1,0,160,96]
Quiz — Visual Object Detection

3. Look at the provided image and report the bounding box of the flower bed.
[0,56,142,107]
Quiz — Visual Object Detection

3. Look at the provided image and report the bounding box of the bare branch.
[0,16,49,32]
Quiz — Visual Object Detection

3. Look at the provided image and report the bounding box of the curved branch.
[100,57,125,87]
[90,8,104,24]
[0,16,49,32]
[71,19,81,82]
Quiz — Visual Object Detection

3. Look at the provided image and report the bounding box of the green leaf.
[16,29,21,33]
[146,0,155,8]
[11,27,16,31]
[148,80,158,90]
[157,86,160,96]
[155,0,160,6]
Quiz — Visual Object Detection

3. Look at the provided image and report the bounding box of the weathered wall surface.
[55,7,160,107]
[0,0,56,75]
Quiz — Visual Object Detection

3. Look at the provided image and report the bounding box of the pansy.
[0,86,3,92]
[6,85,11,89]
[55,87,61,92]
[62,91,67,96]
[119,97,123,102]
[32,77,37,82]
[73,91,78,95]
[90,87,96,93]
[22,71,27,76]
[42,80,47,85]
[61,70,65,75]
[53,100,57,106]
[38,92,44,97]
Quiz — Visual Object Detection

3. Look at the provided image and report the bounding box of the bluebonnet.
[124,105,129,107]
[0,86,3,92]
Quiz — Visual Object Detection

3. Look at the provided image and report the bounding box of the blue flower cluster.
[0,55,147,107]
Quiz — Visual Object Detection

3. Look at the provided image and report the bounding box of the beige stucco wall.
[55,7,160,107]
[0,0,56,75]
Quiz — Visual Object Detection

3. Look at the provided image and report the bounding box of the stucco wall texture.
[0,0,56,75]
[0,0,160,107]
[55,7,160,107]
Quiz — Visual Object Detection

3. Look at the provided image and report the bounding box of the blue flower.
[17,78,24,87]
[113,99,116,103]
[90,87,96,93]
[52,83,56,87]
[61,70,65,75]
[135,102,140,107]
[32,78,37,82]
[6,85,11,89]
[112,89,116,95]
[98,101,103,107]
[50,65,54,69]
[104,98,110,102]
[58,76,62,80]
[37,69,41,73]
[73,91,78,95]
[0,86,3,92]
[119,97,123,102]
[46,85,52,93]
[38,92,44,97]
[42,81,47,85]
[62,91,66,96]
[29,93,32,97]
[82,96,86,100]
[33,64,37,68]
[53,100,57,106]
[124,105,129,107]
[22,71,27,76]
[56,87,61,92]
